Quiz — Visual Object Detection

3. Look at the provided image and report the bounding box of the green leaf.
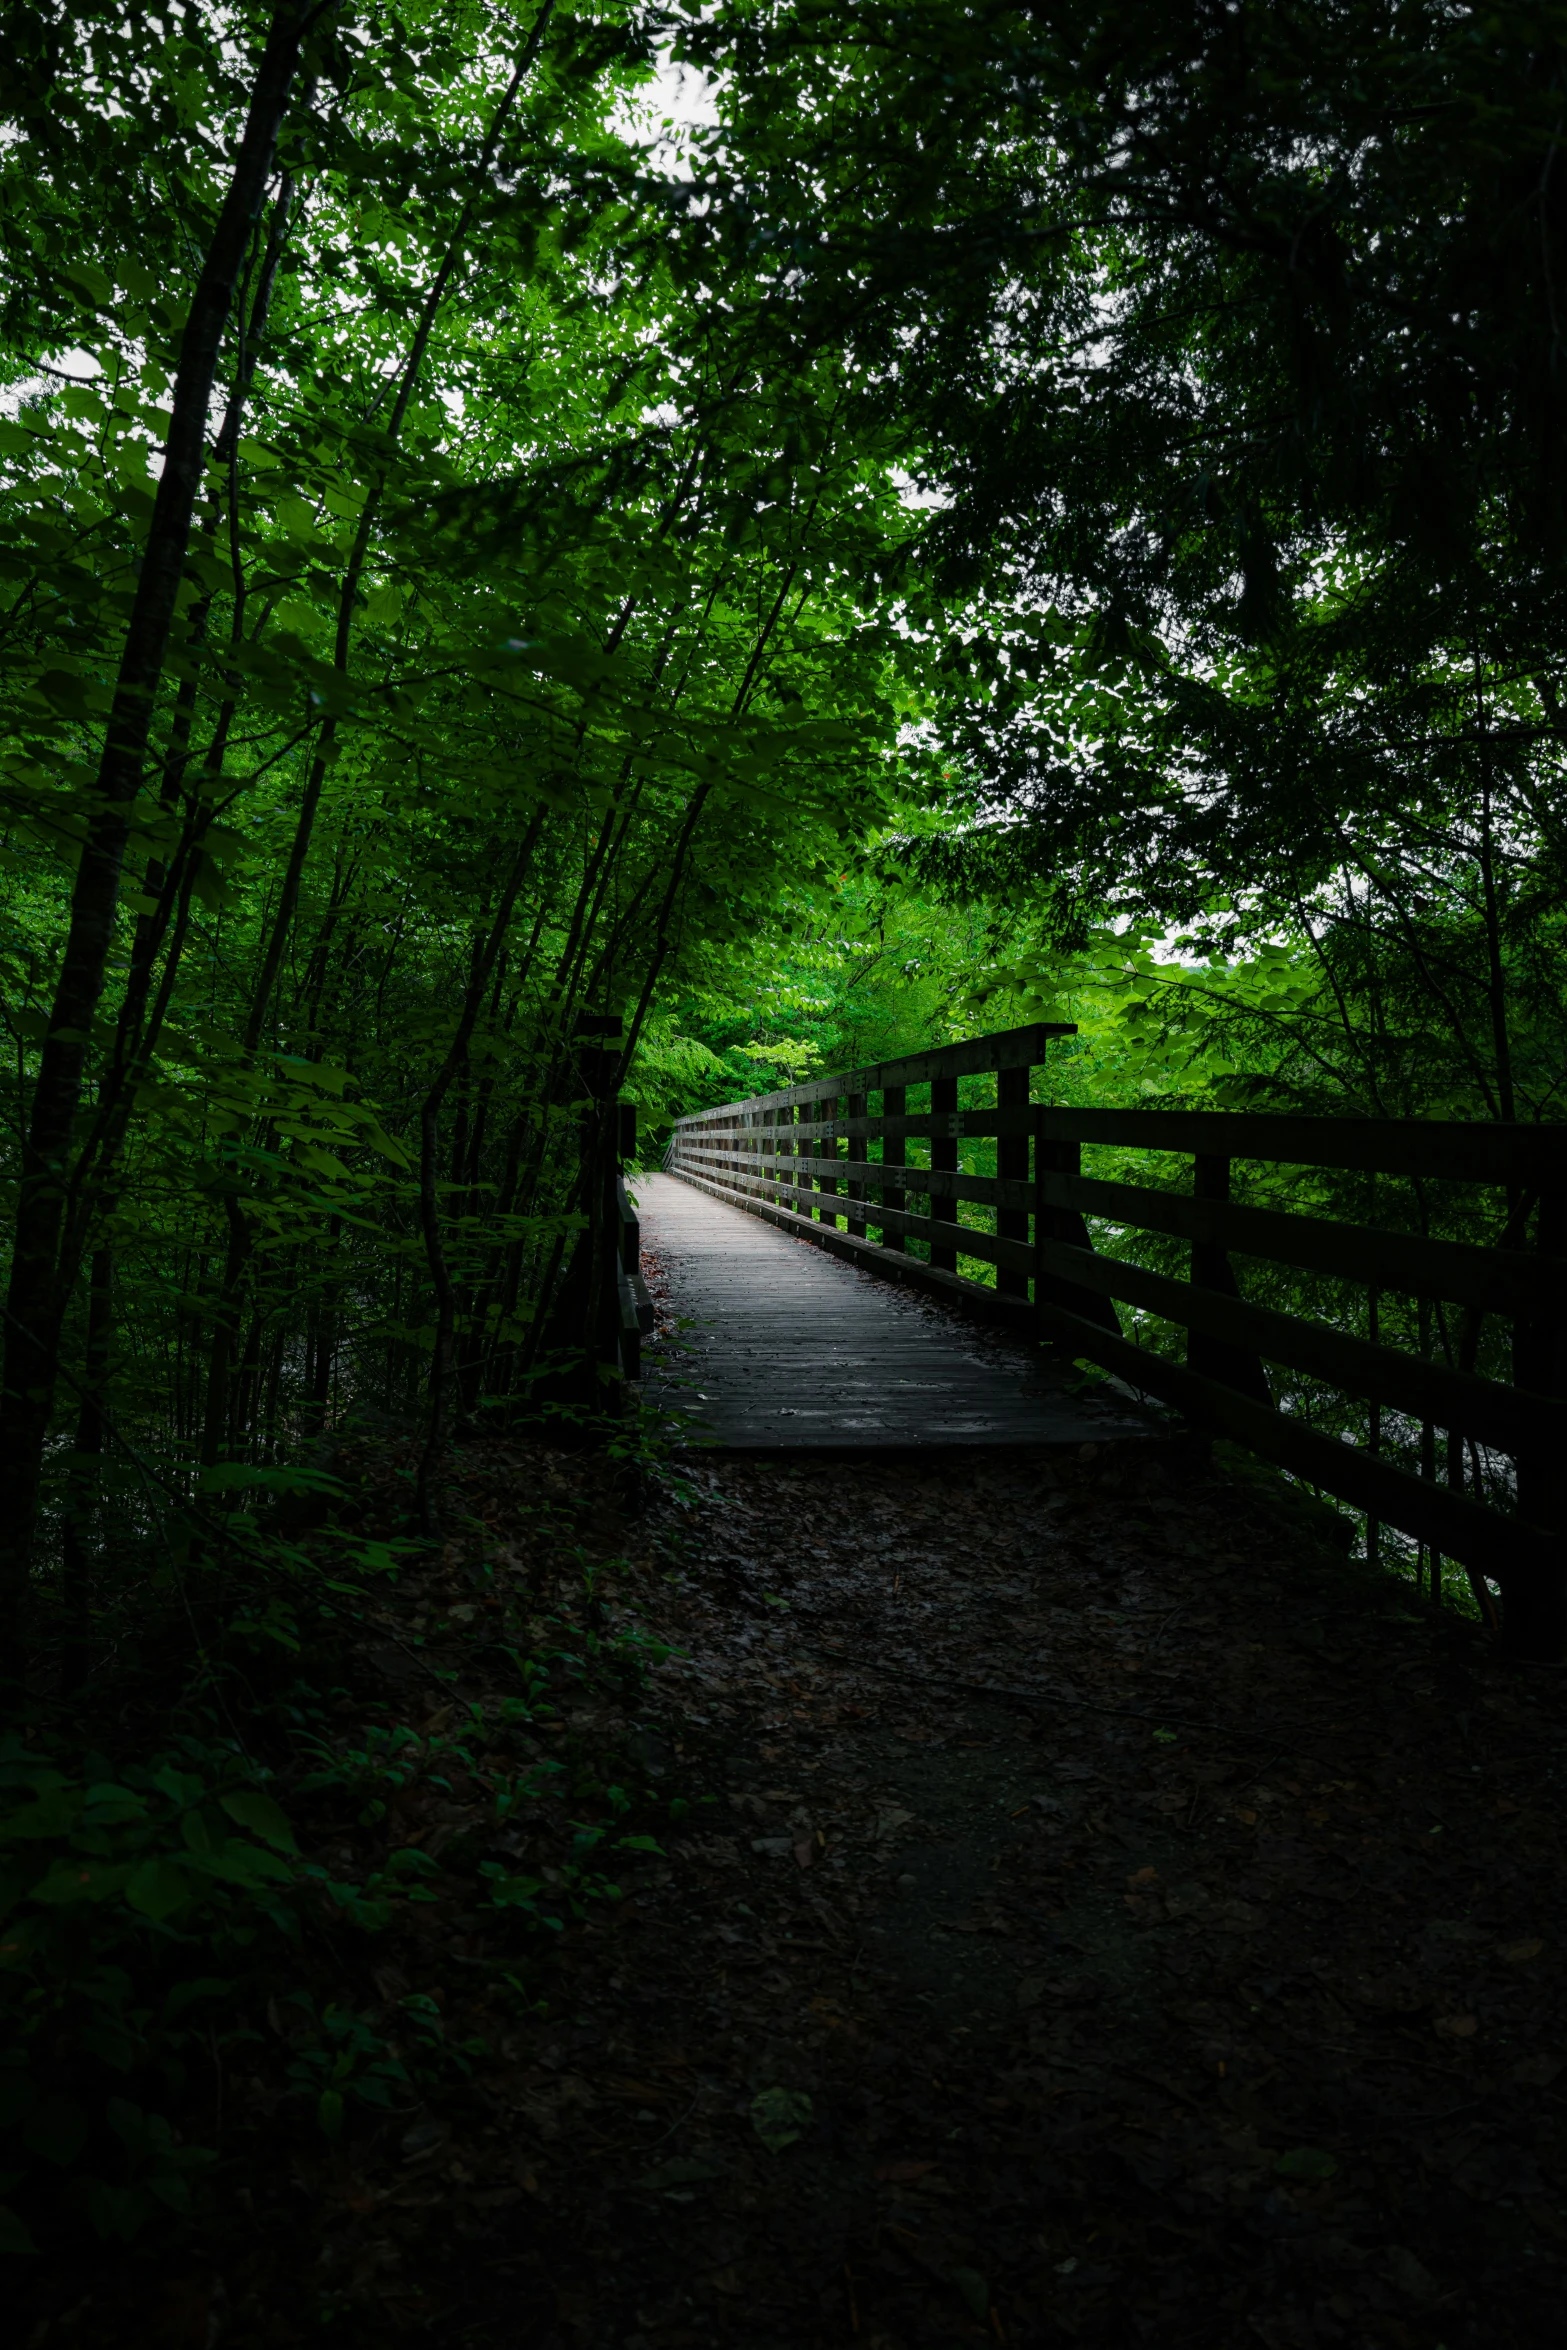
[35,668,93,722]
[199,1839,293,1888]
[81,1783,148,1825]
[1275,2146,1338,2181]
[198,1460,344,1498]
[0,2203,37,2256]
[749,2086,812,2153]
[125,1859,194,1921]
[30,1859,134,1905]
[218,1791,298,1854]
[84,2181,145,2243]
[60,260,113,307]
[950,2268,990,2321]
[385,1845,440,1878]
[181,1809,213,1855]
[634,2155,728,2191]
[23,2091,88,2166]
[163,1976,234,2020]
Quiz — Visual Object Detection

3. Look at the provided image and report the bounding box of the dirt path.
[32,1436,1564,2350]
[410,1443,1567,2350]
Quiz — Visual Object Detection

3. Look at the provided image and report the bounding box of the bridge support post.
[818,1091,839,1227]
[881,1085,906,1250]
[1188,1155,1273,1409]
[931,1076,959,1271]
[1510,1188,1567,1661]
[1032,1128,1121,1339]
[997,1065,1030,1296]
[846,1092,867,1239]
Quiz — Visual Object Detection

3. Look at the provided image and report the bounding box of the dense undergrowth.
[1,1410,688,2281]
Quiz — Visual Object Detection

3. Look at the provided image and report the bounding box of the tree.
[675,2,1567,1130]
[0,0,920,1686]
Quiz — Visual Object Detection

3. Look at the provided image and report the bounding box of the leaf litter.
[18,1424,1567,2349]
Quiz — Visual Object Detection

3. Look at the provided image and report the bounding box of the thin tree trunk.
[201,1195,254,1469]
[415,817,545,1529]
[616,502,823,1086]
[241,6,556,1067]
[0,3,319,1672]
[60,1248,113,1695]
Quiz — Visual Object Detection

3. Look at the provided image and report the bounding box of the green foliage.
[0,0,927,1677]
[679,0,1567,1136]
[0,1733,297,2251]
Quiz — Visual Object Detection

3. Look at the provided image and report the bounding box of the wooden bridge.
[634,1170,1153,1451]
[615,1020,1566,1662]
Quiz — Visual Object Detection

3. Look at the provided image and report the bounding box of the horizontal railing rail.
[666,1022,1567,1659]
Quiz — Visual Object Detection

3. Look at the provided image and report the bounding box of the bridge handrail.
[664,1024,1567,1659]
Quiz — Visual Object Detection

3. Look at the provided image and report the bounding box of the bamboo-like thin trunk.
[60,1249,113,1695]
[0,4,321,1675]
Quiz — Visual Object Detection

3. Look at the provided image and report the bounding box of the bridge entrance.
[626,1020,1566,1660]
[636,1172,1151,1453]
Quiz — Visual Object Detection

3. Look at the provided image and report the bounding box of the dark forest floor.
[21,1412,1567,2350]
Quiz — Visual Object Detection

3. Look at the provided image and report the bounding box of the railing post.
[1366,1284,1382,1567]
[1032,1124,1121,1337]
[1510,1189,1567,1660]
[817,1089,839,1226]
[997,1064,1030,1297]
[846,1090,867,1239]
[930,1075,959,1271]
[881,1084,906,1251]
[1188,1154,1273,1408]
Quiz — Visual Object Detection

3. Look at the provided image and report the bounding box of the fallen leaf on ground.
[1511,2053,1562,2086]
[950,2266,989,2319]
[750,2086,813,2152]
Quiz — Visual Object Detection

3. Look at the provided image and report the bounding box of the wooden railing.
[666,1023,1567,1660]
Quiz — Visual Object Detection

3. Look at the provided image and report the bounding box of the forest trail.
[30,1437,1567,2349]
[303,1444,1563,2350]
[635,1172,1151,1452]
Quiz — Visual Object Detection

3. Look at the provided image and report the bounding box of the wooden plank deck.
[635,1172,1156,1450]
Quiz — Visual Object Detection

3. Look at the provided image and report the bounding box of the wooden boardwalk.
[635,1173,1154,1450]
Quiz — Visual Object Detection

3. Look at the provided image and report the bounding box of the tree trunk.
[60,1249,113,1695]
[0,3,318,1679]
[414,818,545,1529]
